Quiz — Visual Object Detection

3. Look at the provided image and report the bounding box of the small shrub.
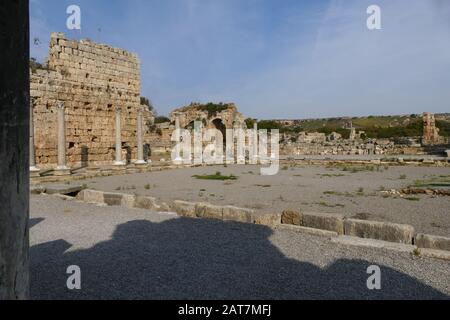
[193,172,238,181]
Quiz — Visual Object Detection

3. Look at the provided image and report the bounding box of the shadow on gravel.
[30,218,449,299]
[29,218,45,228]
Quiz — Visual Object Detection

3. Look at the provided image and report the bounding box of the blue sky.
[30,0,450,119]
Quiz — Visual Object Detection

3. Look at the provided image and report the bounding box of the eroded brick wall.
[30,32,153,168]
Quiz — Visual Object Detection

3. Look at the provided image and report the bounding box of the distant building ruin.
[169,102,246,132]
[422,112,441,145]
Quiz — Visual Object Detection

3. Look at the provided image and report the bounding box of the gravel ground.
[57,164,450,236]
[30,195,450,300]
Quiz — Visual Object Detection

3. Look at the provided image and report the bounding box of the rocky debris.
[400,188,450,196]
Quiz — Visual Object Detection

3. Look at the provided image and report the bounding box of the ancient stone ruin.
[29,33,449,175]
[422,112,441,145]
[170,102,246,131]
[30,32,154,169]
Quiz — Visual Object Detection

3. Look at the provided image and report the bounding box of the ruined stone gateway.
[30,32,154,168]
[170,102,246,132]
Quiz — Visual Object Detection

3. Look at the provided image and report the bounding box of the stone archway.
[212,118,227,147]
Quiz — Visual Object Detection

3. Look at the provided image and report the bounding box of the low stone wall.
[76,189,281,227]
[280,210,450,253]
[37,188,450,258]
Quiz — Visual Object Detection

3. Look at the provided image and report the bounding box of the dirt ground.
[56,163,450,237]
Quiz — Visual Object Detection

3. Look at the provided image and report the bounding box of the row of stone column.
[29,101,149,176]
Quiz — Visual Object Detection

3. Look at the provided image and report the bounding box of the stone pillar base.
[112,164,127,172]
[30,167,41,177]
[54,167,71,176]
[114,161,126,166]
[86,166,100,173]
[134,161,149,169]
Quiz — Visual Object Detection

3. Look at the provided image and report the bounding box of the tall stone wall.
[30,32,152,168]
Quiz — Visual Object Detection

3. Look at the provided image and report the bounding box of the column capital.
[57,101,65,110]
[30,97,36,108]
[137,106,144,114]
[115,106,122,114]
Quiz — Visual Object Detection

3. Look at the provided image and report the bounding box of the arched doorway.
[212,118,226,147]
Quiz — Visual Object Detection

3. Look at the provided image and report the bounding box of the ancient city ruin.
[3,0,450,301]
[23,31,450,299]
[29,33,449,176]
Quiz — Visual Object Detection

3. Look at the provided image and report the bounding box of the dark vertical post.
[0,0,30,300]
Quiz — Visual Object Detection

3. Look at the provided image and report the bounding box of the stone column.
[114,107,125,166]
[135,106,147,165]
[253,122,259,163]
[173,112,182,164]
[55,101,70,175]
[29,98,40,176]
[0,0,30,300]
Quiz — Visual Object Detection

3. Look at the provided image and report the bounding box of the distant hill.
[261,114,450,138]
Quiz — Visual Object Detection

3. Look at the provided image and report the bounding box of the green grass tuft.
[193,171,238,181]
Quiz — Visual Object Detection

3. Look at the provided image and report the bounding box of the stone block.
[415,234,450,251]
[344,219,414,244]
[301,212,344,235]
[134,196,159,211]
[253,213,281,227]
[121,194,136,208]
[222,206,254,223]
[195,202,223,220]
[103,192,124,206]
[77,189,104,203]
[172,200,197,217]
[158,202,171,212]
[281,209,302,225]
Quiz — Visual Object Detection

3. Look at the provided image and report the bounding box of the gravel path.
[30,195,450,299]
[56,164,450,236]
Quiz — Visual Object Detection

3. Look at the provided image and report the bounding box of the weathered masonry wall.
[30,32,152,168]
